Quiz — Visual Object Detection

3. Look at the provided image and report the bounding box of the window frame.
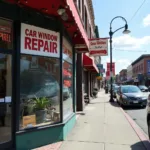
[62,36,74,120]
[19,54,61,129]
[0,17,16,149]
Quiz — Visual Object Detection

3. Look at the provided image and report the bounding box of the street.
[115,92,149,137]
[125,107,148,136]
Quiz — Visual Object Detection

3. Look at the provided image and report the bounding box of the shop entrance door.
[0,54,13,149]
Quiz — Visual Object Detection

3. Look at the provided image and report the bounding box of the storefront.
[0,1,89,149]
[82,54,99,100]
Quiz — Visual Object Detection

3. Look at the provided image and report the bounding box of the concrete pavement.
[125,107,148,136]
[59,90,149,150]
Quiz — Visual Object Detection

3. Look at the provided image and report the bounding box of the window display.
[0,54,12,143]
[63,37,73,119]
[20,55,60,129]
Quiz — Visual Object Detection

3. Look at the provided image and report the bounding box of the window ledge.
[16,113,75,135]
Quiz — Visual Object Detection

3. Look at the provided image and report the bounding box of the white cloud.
[102,57,131,74]
[113,35,150,50]
[143,14,150,27]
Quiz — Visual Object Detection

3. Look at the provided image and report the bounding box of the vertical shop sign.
[21,23,60,58]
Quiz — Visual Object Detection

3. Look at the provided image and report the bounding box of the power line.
[129,0,146,22]
[114,49,147,52]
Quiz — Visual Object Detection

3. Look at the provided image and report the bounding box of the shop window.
[0,18,13,50]
[0,54,12,143]
[63,37,73,119]
[20,55,60,129]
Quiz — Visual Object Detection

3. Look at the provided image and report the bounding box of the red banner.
[107,62,115,76]
[106,71,110,80]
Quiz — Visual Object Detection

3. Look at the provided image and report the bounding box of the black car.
[138,85,149,92]
[116,85,147,108]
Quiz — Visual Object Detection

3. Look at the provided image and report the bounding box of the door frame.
[0,17,16,149]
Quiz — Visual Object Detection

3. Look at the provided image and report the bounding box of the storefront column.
[87,71,91,102]
[90,72,93,97]
[76,53,84,111]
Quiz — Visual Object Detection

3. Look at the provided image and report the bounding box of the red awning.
[66,0,89,49]
[83,54,99,73]
[5,0,89,52]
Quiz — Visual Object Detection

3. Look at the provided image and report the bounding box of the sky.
[92,0,150,75]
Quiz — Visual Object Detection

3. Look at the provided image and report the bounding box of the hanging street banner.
[106,71,110,80]
[89,38,108,56]
[107,62,115,76]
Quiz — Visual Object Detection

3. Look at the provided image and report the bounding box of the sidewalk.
[58,90,149,150]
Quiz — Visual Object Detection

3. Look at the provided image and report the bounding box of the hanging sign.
[21,23,60,58]
[89,38,108,56]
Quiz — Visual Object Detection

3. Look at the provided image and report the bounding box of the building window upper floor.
[74,0,95,39]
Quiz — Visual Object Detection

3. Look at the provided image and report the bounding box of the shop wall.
[0,1,76,149]
[16,114,76,150]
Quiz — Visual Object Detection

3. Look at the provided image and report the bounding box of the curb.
[120,107,150,150]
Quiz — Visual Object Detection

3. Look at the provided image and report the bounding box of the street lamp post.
[109,16,130,102]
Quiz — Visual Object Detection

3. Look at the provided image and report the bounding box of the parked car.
[138,85,149,92]
[116,85,147,108]
[63,86,71,100]
[113,85,119,98]
[147,94,150,139]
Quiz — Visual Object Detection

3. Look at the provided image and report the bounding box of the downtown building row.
[0,0,101,149]
[115,54,150,86]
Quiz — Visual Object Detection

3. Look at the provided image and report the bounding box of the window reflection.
[20,55,60,129]
[63,37,73,119]
[0,54,12,143]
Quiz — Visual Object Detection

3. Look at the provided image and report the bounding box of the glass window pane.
[63,37,73,120]
[63,61,73,119]
[0,18,13,49]
[63,37,72,64]
[0,54,12,143]
[20,55,60,129]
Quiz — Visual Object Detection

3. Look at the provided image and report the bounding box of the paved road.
[121,92,149,137]
[125,106,148,136]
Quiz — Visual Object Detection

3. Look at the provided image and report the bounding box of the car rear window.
[121,86,141,93]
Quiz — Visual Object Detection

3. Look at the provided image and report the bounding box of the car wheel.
[148,120,150,139]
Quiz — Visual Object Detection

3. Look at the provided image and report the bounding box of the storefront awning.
[6,0,89,52]
[83,54,99,73]
[66,0,89,51]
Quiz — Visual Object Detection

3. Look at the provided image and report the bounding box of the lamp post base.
[109,98,114,102]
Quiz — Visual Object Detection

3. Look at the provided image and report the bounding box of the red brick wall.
[132,59,144,77]
[144,57,150,74]
[132,57,150,77]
